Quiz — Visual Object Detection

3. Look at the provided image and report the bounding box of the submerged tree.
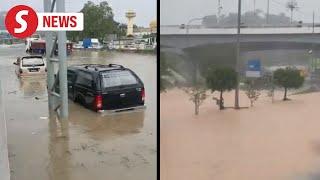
[206,67,237,110]
[244,79,261,107]
[183,86,207,115]
[273,67,304,101]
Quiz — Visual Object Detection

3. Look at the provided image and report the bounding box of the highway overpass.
[160,26,320,78]
[161,26,320,50]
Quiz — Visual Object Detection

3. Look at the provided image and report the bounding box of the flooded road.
[161,89,320,180]
[0,45,157,180]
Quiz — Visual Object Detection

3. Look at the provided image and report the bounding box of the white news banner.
[37,13,84,31]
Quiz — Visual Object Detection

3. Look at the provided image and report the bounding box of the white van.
[13,56,47,77]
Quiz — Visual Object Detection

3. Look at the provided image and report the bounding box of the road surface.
[0,45,157,180]
[161,88,320,180]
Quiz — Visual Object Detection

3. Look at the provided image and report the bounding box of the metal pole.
[186,21,194,85]
[313,11,315,33]
[253,0,256,15]
[44,0,55,112]
[186,18,203,86]
[218,0,222,24]
[267,0,270,24]
[56,0,68,118]
[235,0,241,109]
[186,18,203,115]
[311,11,315,72]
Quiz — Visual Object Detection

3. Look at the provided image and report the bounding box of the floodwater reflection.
[2,45,156,180]
[68,103,145,139]
[48,116,70,180]
[18,76,47,98]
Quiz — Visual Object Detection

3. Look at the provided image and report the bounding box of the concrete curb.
[0,81,10,180]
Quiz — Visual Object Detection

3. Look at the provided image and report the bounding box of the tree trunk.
[219,90,224,110]
[283,87,288,101]
[195,94,199,115]
[195,102,199,115]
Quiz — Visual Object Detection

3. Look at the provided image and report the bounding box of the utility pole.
[313,11,315,33]
[44,0,69,119]
[186,18,203,84]
[235,0,241,109]
[267,0,270,24]
[56,0,68,118]
[311,11,315,72]
[217,0,222,24]
[253,0,256,15]
[186,17,203,115]
[44,0,55,112]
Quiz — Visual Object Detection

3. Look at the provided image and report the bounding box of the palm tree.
[286,0,298,24]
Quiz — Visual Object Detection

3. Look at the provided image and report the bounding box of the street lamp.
[235,0,241,109]
[185,17,203,86]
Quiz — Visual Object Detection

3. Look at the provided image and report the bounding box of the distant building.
[133,28,151,37]
[133,20,157,38]
[150,20,157,34]
[126,10,136,36]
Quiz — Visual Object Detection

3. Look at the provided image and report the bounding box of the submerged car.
[55,64,145,112]
[13,56,46,76]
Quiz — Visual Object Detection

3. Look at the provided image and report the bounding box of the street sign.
[246,59,261,78]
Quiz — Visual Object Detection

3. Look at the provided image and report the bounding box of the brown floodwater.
[161,88,320,180]
[0,45,157,180]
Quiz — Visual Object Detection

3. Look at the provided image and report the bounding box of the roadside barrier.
[0,81,10,180]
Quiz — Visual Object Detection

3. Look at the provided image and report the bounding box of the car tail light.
[95,95,103,110]
[141,88,145,102]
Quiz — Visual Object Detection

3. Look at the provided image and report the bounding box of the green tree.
[183,87,207,115]
[206,67,237,110]
[273,67,304,101]
[67,1,120,41]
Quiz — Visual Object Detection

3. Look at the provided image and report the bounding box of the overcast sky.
[161,0,320,25]
[0,0,156,27]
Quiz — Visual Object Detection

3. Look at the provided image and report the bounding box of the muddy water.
[161,89,320,180]
[0,45,156,180]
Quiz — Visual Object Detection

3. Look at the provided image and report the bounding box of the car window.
[75,71,93,88]
[31,34,40,39]
[101,70,138,88]
[22,58,44,67]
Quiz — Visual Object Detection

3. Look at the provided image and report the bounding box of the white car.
[13,56,47,77]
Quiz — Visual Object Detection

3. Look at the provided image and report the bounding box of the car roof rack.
[108,64,124,68]
[77,64,124,71]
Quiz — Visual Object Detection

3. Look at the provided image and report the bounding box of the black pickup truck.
[55,64,145,112]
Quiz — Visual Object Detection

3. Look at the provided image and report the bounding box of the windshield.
[22,58,44,67]
[101,70,138,88]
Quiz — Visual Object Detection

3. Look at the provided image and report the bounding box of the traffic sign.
[246,59,261,78]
